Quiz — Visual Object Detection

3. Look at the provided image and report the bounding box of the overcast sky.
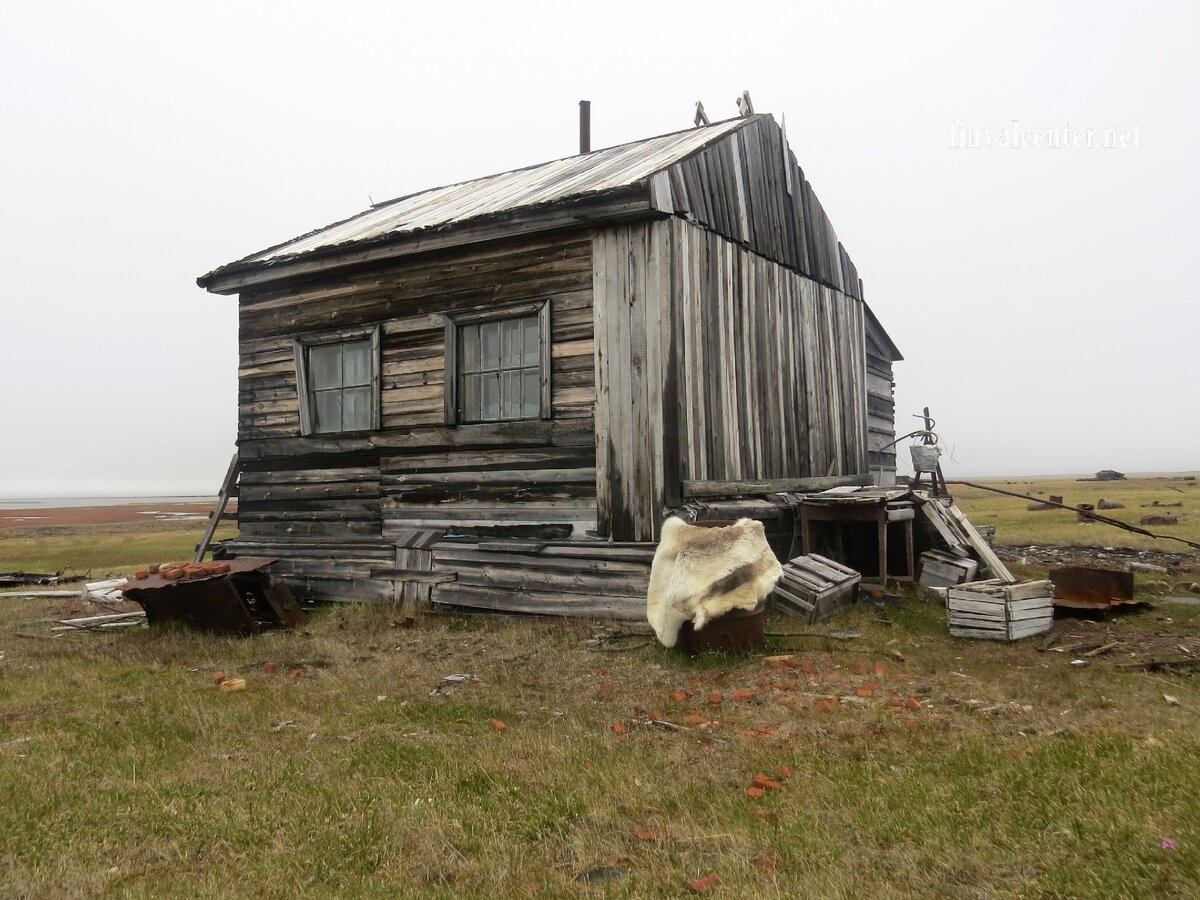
[2,1,1196,497]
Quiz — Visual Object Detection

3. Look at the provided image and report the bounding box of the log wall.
[227,232,600,599]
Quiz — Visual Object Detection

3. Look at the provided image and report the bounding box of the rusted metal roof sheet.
[243,116,756,265]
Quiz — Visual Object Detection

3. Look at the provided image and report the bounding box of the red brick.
[752,774,783,791]
[689,873,722,893]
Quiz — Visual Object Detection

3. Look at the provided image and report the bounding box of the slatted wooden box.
[771,554,862,623]
[947,580,1054,641]
[918,550,979,588]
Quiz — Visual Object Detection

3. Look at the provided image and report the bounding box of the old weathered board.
[947,580,1054,641]
[771,553,861,623]
[918,550,979,588]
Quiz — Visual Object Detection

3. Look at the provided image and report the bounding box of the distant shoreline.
[0,499,227,529]
[0,496,210,511]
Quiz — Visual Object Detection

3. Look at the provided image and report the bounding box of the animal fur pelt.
[646,517,783,648]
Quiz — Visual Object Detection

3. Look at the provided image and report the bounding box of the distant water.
[0,496,210,510]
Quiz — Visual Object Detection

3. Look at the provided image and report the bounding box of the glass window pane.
[461,373,481,421]
[522,368,540,418]
[480,322,501,370]
[342,341,371,387]
[522,316,539,366]
[310,344,341,390]
[461,325,481,374]
[501,319,523,368]
[480,373,500,420]
[342,387,372,431]
[314,390,342,433]
[501,370,522,419]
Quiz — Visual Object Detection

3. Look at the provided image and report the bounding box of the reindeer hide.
[646,517,783,648]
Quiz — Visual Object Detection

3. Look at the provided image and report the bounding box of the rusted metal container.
[677,601,766,655]
[1050,566,1136,610]
[119,558,306,635]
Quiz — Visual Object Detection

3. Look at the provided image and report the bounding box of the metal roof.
[240,116,757,266]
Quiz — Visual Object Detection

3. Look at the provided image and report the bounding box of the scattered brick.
[776,764,794,779]
[210,671,226,685]
[730,689,759,701]
[689,873,722,893]
[611,721,627,736]
[752,774,783,791]
[745,786,765,799]
[673,690,688,703]
[491,719,507,732]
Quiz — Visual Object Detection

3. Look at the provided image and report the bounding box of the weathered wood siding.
[865,320,898,485]
[229,232,599,597]
[429,539,652,619]
[593,218,869,542]
[658,116,864,300]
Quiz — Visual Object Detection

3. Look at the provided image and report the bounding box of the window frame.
[293,324,382,436]
[443,300,551,425]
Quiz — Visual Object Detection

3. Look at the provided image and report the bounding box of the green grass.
[2,486,1199,897]
[953,474,1199,551]
[3,597,1199,898]
[0,522,237,577]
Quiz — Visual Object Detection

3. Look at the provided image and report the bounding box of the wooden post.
[194,452,239,563]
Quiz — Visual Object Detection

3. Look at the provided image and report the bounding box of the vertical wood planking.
[592,230,612,535]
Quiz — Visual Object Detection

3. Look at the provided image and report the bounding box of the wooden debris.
[918,550,978,588]
[52,611,146,633]
[770,553,861,622]
[1117,658,1200,674]
[947,580,1054,641]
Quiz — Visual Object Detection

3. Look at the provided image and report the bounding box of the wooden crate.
[918,550,979,588]
[771,554,862,623]
[947,580,1054,641]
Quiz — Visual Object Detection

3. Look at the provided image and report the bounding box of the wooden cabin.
[198,113,902,618]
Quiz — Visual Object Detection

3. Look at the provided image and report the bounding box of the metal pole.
[579,100,591,154]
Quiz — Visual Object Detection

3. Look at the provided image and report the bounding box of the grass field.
[1,483,1198,897]
[953,474,1198,552]
[0,520,237,578]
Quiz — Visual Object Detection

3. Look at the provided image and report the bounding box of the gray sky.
[2,1,1196,497]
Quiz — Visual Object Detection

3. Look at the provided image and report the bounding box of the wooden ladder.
[194,452,240,563]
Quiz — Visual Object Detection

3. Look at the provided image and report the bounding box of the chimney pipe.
[579,100,591,154]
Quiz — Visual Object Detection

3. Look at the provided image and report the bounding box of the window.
[294,326,380,435]
[444,302,550,424]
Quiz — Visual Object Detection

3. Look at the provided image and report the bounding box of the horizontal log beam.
[680,474,871,499]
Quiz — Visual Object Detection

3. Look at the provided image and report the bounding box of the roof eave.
[198,184,657,295]
[864,302,903,361]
